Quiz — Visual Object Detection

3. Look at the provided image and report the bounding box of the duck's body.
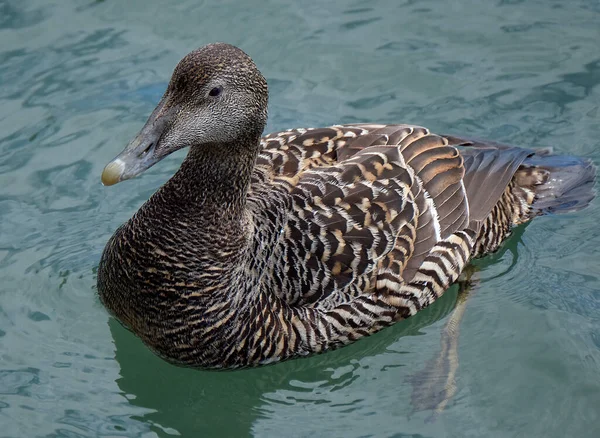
[98,43,595,369]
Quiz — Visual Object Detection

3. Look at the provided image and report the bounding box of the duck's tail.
[518,151,596,216]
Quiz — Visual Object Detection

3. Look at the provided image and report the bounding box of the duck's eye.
[208,86,223,97]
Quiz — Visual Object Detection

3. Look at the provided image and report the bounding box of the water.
[1,0,599,436]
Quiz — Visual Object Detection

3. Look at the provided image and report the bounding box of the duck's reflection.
[407,224,526,421]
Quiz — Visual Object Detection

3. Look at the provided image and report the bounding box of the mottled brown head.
[102,43,268,185]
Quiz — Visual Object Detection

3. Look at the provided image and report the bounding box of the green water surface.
[1,0,600,437]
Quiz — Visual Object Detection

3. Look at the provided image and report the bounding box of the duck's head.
[101,43,268,186]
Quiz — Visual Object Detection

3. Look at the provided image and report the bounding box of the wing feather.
[251,124,537,305]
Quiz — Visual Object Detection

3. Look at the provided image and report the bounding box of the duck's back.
[247,124,595,309]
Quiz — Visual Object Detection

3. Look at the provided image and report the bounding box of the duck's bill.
[101,101,170,186]
[101,134,160,186]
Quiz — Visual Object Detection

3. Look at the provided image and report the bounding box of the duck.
[97,42,596,369]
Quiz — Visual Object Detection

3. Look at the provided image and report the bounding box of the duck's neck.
[157,134,261,222]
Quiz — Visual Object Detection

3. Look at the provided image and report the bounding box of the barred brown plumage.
[97,43,596,369]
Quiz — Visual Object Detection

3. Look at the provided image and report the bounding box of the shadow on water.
[109,226,528,436]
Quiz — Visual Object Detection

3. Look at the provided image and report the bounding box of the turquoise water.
[1,0,600,436]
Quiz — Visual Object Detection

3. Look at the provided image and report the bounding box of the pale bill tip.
[101,159,125,186]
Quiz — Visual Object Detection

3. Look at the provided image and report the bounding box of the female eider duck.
[98,42,595,369]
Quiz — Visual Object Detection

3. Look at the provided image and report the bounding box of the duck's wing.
[281,143,416,305]
[253,124,486,305]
